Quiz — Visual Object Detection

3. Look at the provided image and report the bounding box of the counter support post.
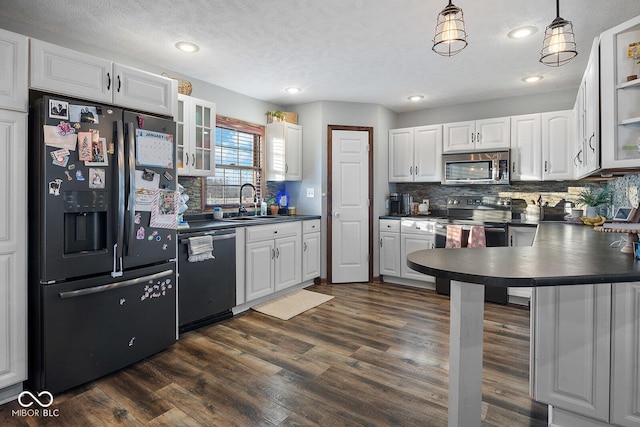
[449,280,485,427]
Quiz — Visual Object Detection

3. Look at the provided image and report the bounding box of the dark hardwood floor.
[1,281,547,426]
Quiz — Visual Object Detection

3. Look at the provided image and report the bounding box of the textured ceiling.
[1,0,639,112]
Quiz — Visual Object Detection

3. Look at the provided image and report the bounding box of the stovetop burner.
[445,195,512,224]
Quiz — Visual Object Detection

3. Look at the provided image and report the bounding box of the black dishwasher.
[178,228,236,332]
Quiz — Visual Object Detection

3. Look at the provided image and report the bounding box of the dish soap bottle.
[261,199,267,216]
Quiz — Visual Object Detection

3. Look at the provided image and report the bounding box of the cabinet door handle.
[304,242,308,251]
[544,161,548,172]
[510,235,513,246]
[512,161,515,173]
[414,166,418,176]
[285,164,288,173]
[409,166,413,176]
[588,133,595,152]
[379,238,383,248]
[271,249,275,259]
[476,132,481,143]
[276,248,280,258]
[192,153,195,167]
[106,72,111,90]
[117,75,122,92]
[471,132,475,143]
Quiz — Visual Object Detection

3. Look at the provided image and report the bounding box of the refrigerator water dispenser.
[63,191,108,254]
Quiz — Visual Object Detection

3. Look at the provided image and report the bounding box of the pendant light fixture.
[540,0,577,66]
[432,0,468,57]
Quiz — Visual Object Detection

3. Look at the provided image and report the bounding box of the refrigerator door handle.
[112,120,126,278]
[60,269,174,299]
[126,122,137,256]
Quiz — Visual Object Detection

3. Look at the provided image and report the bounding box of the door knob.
[334,212,340,218]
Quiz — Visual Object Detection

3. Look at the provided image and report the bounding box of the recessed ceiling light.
[408,95,424,102]
[522,75,543,83]
[285,87,301,94]
[175,42,200,53]
[508,26,538,39]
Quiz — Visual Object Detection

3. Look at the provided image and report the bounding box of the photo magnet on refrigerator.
[48,179,62,195]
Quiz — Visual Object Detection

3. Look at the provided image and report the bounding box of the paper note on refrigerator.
[135,129,174,168]
[134,170,160,211]
[44,125,78,150]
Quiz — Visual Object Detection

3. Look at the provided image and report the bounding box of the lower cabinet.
[302,220,321,281]
[245,222,301,301]
[378,218,435,284]
[533,282,640,426]
[507,226,536,301]
[379,219,401,276]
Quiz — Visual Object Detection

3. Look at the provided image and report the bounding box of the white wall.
[284,100,396,279]
[396,89,577,128]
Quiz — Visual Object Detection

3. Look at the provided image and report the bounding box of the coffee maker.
[389,193,412,216]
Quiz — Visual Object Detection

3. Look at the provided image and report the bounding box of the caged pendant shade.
[432,0,468,57]
[540,0,577,66]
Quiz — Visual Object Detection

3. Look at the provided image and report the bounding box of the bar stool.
[467,226,486,248]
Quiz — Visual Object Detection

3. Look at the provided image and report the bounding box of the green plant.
[266,197,277,206]
[576,187,611,207]
[265,110,285,121]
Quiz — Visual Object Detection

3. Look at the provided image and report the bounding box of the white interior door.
[331,130,369,283]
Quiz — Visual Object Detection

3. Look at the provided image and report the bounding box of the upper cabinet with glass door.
[600,15,640,170]
[177,94,216,176]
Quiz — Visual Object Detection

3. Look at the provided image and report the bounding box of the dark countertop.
[178,213,321,233]
[407,222,640,287]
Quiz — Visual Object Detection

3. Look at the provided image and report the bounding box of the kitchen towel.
[467,226,486,248]
[445,225,463,248]
[187,235,215,262]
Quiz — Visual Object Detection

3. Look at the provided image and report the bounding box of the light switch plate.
[306,188,314,198]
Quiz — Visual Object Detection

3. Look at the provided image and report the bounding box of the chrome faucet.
[239,183,257,216]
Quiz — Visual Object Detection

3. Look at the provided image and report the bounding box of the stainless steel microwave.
[441,150,510,185]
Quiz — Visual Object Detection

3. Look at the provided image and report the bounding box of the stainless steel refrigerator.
[28,94,178,394]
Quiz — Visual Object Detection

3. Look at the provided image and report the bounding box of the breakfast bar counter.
[407,222,640,427]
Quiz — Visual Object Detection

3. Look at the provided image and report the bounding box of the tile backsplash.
[395,180,609,216]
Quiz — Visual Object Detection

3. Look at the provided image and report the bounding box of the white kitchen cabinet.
[176,94,216,176]
[0,110,27,402]
[400,219,435,282]
[245,222,301,302]
[574,38,601,179]
[542,110,575,180]
[611,282,640,427]
[442,117,510,153]
[389,125,442,182]
[265,122,302,181]
[379,219,401,277]
[533,284,612,423]
[302,220,321,282]
[508,226,536,247]
[600,15,640,170]
[245,239,275,301]
[511,114,542,180]
[30,39,176,117]
[507,226,536,301]
[0,29,28,112]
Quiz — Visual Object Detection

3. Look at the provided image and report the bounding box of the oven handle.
[484,227,507,233]
[59,269,174,299]
[435,223,506,233]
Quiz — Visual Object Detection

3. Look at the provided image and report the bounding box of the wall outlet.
[306,188,314,198]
